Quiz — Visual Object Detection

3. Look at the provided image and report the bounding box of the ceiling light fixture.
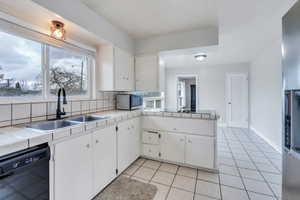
[50,20,66,40]
[194,54,207,61]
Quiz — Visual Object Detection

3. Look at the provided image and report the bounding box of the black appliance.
[116,94,143,110]
[0,143,50,200]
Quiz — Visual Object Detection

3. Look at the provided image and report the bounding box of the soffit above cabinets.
[81,0,218,39]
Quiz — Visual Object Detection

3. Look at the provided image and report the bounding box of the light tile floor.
[118,127,282,200]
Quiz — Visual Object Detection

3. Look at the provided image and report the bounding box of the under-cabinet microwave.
[116,94,143,110]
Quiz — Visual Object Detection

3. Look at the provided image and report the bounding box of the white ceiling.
[0,0,104,49]
[161,0,297,68]
[81,0,218,39]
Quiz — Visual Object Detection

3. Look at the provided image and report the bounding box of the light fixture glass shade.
[195,54,207,61]
[50,20,66,40]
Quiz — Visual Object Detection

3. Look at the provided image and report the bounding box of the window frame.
[0,30,94,103]
[45,45,92,101]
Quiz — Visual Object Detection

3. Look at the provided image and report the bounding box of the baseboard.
[250,126,282,154]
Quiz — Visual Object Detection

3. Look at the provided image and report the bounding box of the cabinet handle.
[188,140,192,143]
[180,138,184,142]
[95,140,99,144]
[148,131,158,134]
[86,144,91,148]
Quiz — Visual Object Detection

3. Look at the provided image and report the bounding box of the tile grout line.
[232,128,278,198]
[222,127,251,200]
[238,128,280,199]
[164,165,179,200]
[148,160,163,184]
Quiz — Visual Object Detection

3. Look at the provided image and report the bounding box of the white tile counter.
[0,110,142,157]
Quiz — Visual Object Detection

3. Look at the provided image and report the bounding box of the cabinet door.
[185,135,214,169]
[161,132,185,163]
[93,126,117,193]
[117,120,131,173]
[130,118,141,162]
[54,134,93,200]
[114,47,134,91]
[135,55,158,91]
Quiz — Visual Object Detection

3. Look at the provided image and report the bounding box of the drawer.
[142,116,215,136]
[142,131,160,145]
[142,144,160,159]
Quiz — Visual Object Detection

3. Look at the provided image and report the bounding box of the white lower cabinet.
[185,135,215,169]
[93,126,117,193]
[143,144,160,158]
[130,117,141,162]
[54,134,93,200]
[161,132,185,163]
[117,120,132,173]
[117,118,140,174]
[53,117,142,200]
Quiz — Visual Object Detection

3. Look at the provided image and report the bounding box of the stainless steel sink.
[26,120,78,131]
[67,115,108,123]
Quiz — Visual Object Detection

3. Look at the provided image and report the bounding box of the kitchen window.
[49,46,89,96]
[0,28,94,101]
[0,31,43,97]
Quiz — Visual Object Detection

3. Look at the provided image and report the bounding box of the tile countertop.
[0,109,218,157]
[143,109,219,120]
[0,110,142,157]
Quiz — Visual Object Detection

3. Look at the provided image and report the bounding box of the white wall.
[165,63,249,124]
[249,35,282,152]
[135,27,218,55]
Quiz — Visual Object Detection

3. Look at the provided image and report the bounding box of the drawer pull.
[147,131,158,134]
[86,144,91,148]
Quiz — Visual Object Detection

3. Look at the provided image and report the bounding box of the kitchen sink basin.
[67,115,108,123]
[26,120,78,131]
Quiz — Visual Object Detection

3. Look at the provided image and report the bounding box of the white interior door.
[226,73,248,128]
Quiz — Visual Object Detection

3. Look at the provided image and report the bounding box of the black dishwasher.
[0,143,50,200]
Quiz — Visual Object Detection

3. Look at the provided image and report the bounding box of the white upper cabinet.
[97,45,134,91]
[135,55,159,91]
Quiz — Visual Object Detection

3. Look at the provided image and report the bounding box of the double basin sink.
[26,115,108,131]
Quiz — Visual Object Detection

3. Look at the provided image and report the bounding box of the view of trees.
[50,62,86,95]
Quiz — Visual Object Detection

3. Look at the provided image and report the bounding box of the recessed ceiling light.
[195,54,207,61]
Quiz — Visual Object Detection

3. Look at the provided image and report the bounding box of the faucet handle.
[62,107,66,115]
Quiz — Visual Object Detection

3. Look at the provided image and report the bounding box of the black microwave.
[116,94,143,110]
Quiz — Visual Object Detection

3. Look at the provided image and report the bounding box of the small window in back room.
[49,46,89,96]
[0,31,42,97]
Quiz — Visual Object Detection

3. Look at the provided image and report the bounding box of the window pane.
[49,46,88,96]
[0,31,42,97]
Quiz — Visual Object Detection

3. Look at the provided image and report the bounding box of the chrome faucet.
[56,88,67,119]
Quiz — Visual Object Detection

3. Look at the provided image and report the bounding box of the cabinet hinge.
[116,126,118,132]
[158,133,161,139]
[116,169,119,175]
[158,152,161,157]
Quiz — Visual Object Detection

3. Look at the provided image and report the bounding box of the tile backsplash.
[0,92,116,128]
